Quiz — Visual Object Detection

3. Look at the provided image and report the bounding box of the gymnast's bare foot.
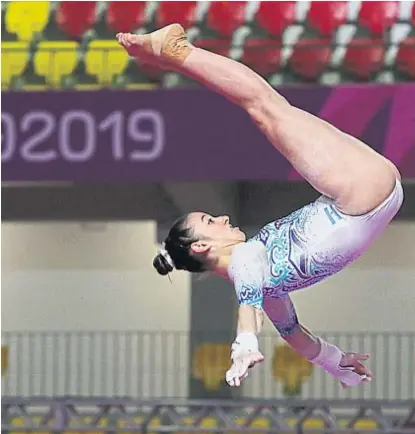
[116,23,192,67]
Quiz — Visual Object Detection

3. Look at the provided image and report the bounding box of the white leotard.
[228,179,404,337]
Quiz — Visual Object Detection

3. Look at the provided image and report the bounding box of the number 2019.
[1,109,165,163]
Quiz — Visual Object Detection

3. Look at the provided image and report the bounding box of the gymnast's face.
[186,212,246,254]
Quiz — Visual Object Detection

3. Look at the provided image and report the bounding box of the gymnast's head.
[153,212,246,276]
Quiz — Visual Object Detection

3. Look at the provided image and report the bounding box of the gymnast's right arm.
[228,242,268,352]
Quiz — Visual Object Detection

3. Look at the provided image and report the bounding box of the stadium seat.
[307,1,348,36]
[5,1,50,41]
[56,1,96,39]
[1,0,412,89]
[206,1,246,37]
[242,38,282,77]
[288,36,332,81]
[156,1,197,29]
[42,8,73,41]
[255,1,296,37]
[343,37,385,80]
[1,41,30,88]
[1,2,17,41]
[34,41,79,87]
[85,40,129,85]
[358,1,399,35]
[67,58,101,90]
[396,35,415,79]
[106,1,147,34]
[343,0,396,81]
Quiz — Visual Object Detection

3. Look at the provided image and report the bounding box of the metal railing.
[2,331,414,400]
[2,397,415,433]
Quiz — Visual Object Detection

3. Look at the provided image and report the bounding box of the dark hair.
[153,215,207,276]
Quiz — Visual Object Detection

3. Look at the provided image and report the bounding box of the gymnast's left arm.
[265,295,373,388]
[264,295,321,358]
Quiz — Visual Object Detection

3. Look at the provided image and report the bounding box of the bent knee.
[369,158,401,199]
[338,159,401,216]
[386,159,401,181]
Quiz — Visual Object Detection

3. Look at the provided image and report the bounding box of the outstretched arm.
[264,295,373,388]
[263,295,320,358]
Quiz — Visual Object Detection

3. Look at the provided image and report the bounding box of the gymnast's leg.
[117,24,400,216]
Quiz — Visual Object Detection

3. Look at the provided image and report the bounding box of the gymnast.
[117,24,404,388]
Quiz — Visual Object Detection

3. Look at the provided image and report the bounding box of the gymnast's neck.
[212,241,245,280]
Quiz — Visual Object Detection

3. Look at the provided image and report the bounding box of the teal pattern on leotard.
[229,199,353,337]
[251,200,349,298]
[247,200,351,337]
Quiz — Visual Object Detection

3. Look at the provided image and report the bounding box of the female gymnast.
[117,24,404,389]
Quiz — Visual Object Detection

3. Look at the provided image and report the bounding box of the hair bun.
[153,253,174,276]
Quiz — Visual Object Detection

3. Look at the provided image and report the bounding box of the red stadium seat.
[307,1,348,36]
[343,37,384,80]
[207,1,246,37]
[358,1,399,35]
[256,1,295,37]
[288,37,332,80]
[56,1,96,39]
[156,1,197,29]
[396,35,415,79]
[242,38,282,76]
[106,1,147,33]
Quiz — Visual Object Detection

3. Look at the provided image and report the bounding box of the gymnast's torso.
[228,182,403,309]
[251,200,355,297]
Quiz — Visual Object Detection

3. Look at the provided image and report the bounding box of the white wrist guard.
[231,332,259,360]
[309,337,369,387]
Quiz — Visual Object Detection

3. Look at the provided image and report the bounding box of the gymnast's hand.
[308,338,373,389]
[339,352,373,389]
[225,347,264,387]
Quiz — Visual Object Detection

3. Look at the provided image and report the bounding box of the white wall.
[1,221,191,397]
[1,221,191,331]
